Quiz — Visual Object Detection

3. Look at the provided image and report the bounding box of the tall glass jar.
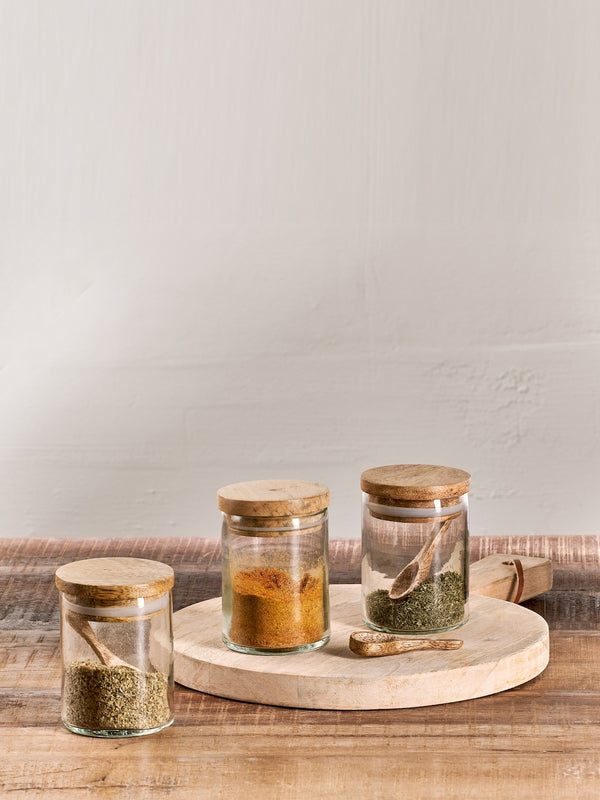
[55,557,175,737]
[218,479,330,654]
[361,465,471,634]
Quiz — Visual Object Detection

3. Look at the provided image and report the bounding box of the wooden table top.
[1,535,599,799]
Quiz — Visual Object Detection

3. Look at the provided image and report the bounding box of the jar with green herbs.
[361,465,471,634]
[55,557,175,737]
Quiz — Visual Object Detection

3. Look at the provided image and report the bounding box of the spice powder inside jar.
[64,661,170,731]
[229,566,325,649]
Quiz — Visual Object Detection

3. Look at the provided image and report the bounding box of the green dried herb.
[64,661,170,731]
[366,571,466,631]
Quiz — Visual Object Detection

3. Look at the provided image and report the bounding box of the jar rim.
[224,510,327,538]
[62,591,170,618]
[364,495,467,523]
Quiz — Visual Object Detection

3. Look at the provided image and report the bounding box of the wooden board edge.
[470,555,553,603]
[174,601,550,710]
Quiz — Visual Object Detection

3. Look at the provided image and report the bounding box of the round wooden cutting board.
[173,585,549,710]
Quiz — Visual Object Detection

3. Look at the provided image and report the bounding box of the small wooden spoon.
[349,631,463,658]
[66,610,141,672]
[389,517,455,600]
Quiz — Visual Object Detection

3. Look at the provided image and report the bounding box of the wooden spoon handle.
[349,630,463,658]
[389,517,454,600]
[66,610,113,666]
[414,517,454,585]
[66,610,135,670]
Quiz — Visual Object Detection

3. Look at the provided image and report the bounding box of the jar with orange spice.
[218,479,330,654]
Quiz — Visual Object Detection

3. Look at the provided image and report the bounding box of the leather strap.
[503,558,525,603]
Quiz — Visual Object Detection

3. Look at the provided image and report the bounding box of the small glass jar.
[219,479,330,654]
[361,465,471,634]
[55,557,175,737]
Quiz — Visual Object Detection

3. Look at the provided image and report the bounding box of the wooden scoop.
[389,517,454,600]
[66,610,141,671]
[349,631,463,658]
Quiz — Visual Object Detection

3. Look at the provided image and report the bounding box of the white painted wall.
[1,1,599,539]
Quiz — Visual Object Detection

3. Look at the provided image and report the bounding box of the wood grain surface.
[174,589,549,708]
[217,479,330,517]
[470,553,553,602]
[360,464,471,501]
[55,556,174,604]
[1,535,599,799]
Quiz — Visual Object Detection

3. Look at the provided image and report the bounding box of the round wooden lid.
[55,557,174,604]
[360,464,471,502]
[217,479,330,517]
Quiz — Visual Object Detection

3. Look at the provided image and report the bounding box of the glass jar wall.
[218,480,330,654]
[360,465,471,634]
[55,557,175,737]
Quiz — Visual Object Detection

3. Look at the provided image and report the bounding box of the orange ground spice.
[229,566,325,650]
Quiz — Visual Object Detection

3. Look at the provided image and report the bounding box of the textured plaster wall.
[1,1,599,538]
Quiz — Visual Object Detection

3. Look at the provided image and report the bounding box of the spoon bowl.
[389,516,456,600]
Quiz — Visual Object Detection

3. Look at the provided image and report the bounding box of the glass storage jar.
[219,479,330,654]
[55,557,175,737]
[361,465,471,634]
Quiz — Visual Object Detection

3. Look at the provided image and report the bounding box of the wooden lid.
[360,464,471,502]
[217,479,330,518]
[55,557,174,604]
